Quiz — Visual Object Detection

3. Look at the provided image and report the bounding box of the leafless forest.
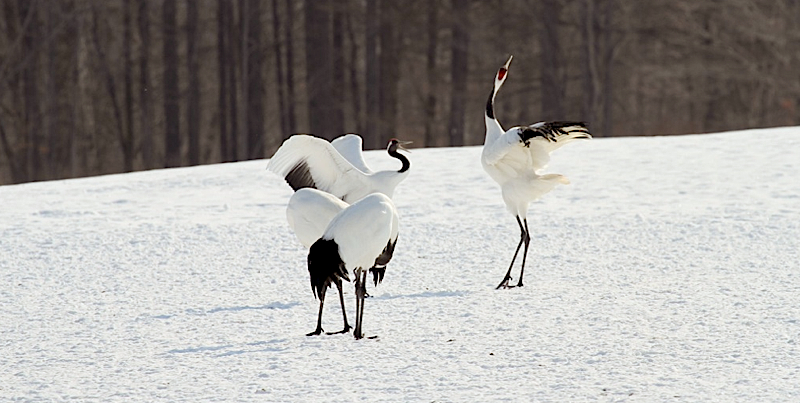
[1,0,799,184]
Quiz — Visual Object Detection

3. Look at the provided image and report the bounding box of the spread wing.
[331,134,373,174]
[267,135,370,200]
[483,121,591,173]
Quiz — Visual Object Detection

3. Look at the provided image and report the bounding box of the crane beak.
[397,140,413,152]
[504,55,513,69]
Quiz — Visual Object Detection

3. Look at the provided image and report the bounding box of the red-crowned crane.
[267,134,411,204]
[287,188,351,334]
[269,134,408,336]
[481,55,591,289]
[307,193,399,339]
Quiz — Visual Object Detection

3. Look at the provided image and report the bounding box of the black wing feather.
[519,121,589,143]
[285,160,317,191]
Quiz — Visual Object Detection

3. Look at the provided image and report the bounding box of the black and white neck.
[485,55,513,142]
[387,139,411,173]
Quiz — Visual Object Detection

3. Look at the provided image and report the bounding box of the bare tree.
[365,0,379,148]
[580,0,597,128]
[283,0,297,134]
[163,0,180,168]
[345,10,362,134]
[244,0,264,159]
[305,0,337,139]
[123,0,134,168]
[424,0,439,147]
[217,0,231,162]
[540,0,563,120]
[271,0,288,136]
[448,0,469,147]
[332,1,345,134]
[187,0,200,165]
[20,0,42,181]
[378,1,399,145]
[138,0,154,169]
[91,4,132,172]
[227,1,240,161]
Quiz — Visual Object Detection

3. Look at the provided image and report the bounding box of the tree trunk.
[90,4,131,172]
[345,13,362,134]
[217,0,230,162]
[331,2,345,135]
[271,0,288,136]
[246,0,264,159]
[66,0,79,178]
[579,0,596,127]
[600,0,613,137]
[365,0,379,148]
[76,4,95,176]
[20,0,41,182]
[228,1,240,161]
[701,11,722,133]
[540,0,563,120]
[187,0,200,165]
[138,0,154,169]
[238,0,249,159]
[123,0,134,169]
[0,118,24,183]
[163,0,180,168]
[305,0,334,139]
[424,0,439,147]
[44,1,57,180]
[448,0,469,147]
[284,0,297,134]
[379,0,398,145]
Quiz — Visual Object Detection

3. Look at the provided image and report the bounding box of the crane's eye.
[498,68,507,81]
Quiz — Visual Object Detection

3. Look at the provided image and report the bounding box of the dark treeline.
[2,0,799,184]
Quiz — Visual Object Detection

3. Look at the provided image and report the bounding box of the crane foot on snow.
[306,327,324,336]
[326,325,352,335]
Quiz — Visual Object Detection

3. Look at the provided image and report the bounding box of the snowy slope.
[1,127,799,402]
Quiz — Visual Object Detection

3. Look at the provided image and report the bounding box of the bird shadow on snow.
[373,290,470,300]
[168,339,288,357]
[150,301,300,320]
[205,301,300,314]
[159,302,298,357]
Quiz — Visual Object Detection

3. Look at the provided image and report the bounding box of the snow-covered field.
[2,127,799,402]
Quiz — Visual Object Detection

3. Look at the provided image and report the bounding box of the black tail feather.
[369,266,385,287]
[307,239,349,299]
[374,238,397,267]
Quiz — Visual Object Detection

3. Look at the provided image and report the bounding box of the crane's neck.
[485,86,504,144]
[388,147,410,173]
[372,166,410,199]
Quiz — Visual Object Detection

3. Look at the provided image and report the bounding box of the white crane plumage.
[286,188,352,335]
[287,188,349,249]
[267,134,411,204]
[307,193,399,339]
[482,55,591,289]
[270,134,407,337]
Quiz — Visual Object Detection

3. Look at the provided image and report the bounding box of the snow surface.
[2,127,799,402]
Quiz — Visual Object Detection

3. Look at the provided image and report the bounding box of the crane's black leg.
[306,296,325,336]
[497,216,526,289]
[353,270,362,339]
[326,278,351,335]
[516,218,531,287]
[354,269,368,339]
[352,270,360,338]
